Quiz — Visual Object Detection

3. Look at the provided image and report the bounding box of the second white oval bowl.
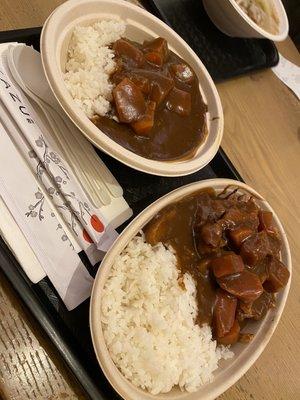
[90,178,291,400]
[203,0,289,42]
[40,0,223,177]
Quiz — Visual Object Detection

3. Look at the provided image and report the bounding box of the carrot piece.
[217,320,240,345]
[131,101,156,136]
[145,52,164,67]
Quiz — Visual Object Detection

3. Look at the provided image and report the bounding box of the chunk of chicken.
[131,70,174,105]
[149,73,174,105]
[113,39,144,67]
[166,87,191,116]
[200,222,223,248]
[221,207,259,231]
[240,231,281,266]
[237,291,275,321]
[112,72,150,94]
[130,75,150,94]
[194,194,225,227]
[169,63,195,84]
[250,257,269,283]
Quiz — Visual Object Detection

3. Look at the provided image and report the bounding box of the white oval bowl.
[90,178,291,400]
[203,0,289,42]
[40,0,223,177]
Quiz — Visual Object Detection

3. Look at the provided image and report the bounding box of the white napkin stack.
[0,121,94,309]
[272,53,300,100]
[0,196,46,283]
[0,43,132,310]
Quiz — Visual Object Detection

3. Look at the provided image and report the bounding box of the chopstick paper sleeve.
[0,121,93,310]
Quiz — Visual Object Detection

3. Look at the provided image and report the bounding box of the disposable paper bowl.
[203,0,289,41]
[40,0,223,177]
[90,178,291,400]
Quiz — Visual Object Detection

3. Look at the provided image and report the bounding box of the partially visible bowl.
[40,0,223,177]
[90,178,292,400]
[203,0,289,41]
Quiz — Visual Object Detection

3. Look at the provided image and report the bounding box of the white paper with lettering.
[0,53,118,252]
[0,121,93,310]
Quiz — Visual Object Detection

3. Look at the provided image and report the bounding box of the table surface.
[0,1,299,399]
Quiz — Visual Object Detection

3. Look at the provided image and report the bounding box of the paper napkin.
[272,53,300,100]
[0,121,94,310]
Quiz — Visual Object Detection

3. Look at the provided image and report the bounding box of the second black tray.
[143,0,279,81]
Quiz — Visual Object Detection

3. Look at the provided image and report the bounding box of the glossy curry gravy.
[144,189,217,325]
[92,37,207,161]
[144,188,290,345]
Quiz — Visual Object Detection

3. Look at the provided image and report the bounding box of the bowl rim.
[40,0,224,177]
[89,178,292,400]
[226,0,289,41]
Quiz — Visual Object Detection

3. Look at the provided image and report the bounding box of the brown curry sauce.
[91,37,207,161]
[143,188,290,345]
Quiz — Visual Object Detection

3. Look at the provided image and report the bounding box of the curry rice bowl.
[101,235,233,395]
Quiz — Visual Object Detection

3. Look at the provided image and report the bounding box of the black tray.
[143,0,279,81]
[0,26,244,400]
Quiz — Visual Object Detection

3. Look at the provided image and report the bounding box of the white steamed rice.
[64,19,126,118]
[101,235,233,395]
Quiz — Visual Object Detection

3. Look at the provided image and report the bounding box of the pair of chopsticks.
[0,45,116,261]
[0,118,95,309]
[0,99,82,252]
[0,42,132,308]
[7,43,123,208]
